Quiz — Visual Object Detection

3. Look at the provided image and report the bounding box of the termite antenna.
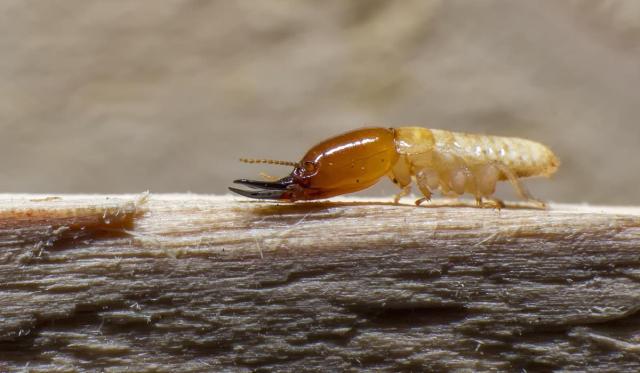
[239,158,298,167]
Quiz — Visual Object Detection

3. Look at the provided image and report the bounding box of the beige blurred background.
[1,1,639,204]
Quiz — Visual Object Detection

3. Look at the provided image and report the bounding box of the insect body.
[229,127,559,207]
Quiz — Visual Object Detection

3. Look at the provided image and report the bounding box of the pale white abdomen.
[391,126,559,204]
[430,129,559,178]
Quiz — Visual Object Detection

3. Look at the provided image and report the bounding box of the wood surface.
[1,194,639,372]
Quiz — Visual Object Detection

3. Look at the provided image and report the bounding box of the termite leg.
[493,162,546,208]
[394,185,411,204]
[474,195,504,209]
[487,197,505,209]
[389,157,413,204]
[415,170,433,206]
[475,196,483,207]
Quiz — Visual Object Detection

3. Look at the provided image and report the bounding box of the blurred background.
[1,0,639,204]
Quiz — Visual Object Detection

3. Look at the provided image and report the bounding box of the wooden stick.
[1,194,639,372]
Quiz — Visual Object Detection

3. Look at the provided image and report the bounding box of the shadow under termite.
[235,198,547,217]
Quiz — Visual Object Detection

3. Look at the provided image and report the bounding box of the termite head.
[230,127,399,201]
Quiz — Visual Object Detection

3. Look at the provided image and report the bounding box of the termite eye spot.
[303,161,317,172]
[392,178,398,184]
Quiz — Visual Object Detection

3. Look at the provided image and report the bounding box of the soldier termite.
[229,127,560,208]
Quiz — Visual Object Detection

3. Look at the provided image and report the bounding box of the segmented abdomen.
[430,129,559,178]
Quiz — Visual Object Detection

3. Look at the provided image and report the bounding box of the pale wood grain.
[1,194,639,372]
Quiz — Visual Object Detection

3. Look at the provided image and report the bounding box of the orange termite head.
[230,127,400,201]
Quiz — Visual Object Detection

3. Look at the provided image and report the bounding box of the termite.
[229,127,559,208]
